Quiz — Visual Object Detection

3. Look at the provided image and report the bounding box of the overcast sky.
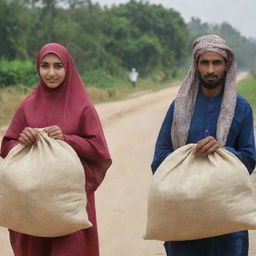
[92,0,256,39]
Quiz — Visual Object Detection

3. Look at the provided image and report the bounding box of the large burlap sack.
[144,144,256,241]
[0,129,92,237]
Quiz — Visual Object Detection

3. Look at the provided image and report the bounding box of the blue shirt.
[151,89,256,256]
[152,89,256,174]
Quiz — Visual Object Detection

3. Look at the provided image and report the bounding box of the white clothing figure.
[129,68,139,87]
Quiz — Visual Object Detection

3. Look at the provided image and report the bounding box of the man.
[151,35,256,256]
[129,67,139,87]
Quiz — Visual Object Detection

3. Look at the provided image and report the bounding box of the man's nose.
[207,64,214,74]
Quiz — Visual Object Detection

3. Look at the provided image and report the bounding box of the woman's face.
[39,53,66,88]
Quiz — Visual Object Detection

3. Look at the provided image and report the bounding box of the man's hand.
[195,136,223,156]
[44,125,64,141]
[19,127,38,145]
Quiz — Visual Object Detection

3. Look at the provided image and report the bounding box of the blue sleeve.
[151,102,174,173]
[225,104,256,174]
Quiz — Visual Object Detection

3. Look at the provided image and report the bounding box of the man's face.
[196,51,227,89]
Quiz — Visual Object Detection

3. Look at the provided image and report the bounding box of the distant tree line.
[188,17,256,69]
[0,0,256,87]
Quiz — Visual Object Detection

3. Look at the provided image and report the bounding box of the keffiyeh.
[171,35,237,149]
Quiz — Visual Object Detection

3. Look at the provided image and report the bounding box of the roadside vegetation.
[1,0,256,126]
[1,70,255,128]
[237,71,256,119]
[0,70,185,126]
[1,0,256,89]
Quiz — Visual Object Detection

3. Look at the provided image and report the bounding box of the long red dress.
[0,43,112,256]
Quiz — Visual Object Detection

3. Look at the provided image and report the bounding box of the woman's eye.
[40,63,48,68]
[55,64,64,69]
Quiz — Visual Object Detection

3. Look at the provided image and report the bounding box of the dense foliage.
[0,59,37,87]
[0,0,256,87]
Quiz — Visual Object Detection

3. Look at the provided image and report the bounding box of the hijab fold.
[1,43,111,192]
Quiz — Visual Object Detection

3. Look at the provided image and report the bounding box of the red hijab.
[1,43,111,193]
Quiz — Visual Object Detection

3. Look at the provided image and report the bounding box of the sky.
[92,0,256,39]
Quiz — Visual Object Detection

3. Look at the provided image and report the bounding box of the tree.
[104,0,189,76]
[0,0,31,59]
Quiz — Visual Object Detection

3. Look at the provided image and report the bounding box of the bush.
[0,59,37,87]
[81,69,129,88]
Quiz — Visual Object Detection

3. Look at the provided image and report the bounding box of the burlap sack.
[0,129,92,237]
[144,144,256,241]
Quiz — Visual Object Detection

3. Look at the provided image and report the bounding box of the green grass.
[1,69,254,129]
[0,70,184,126]
[237,73,256,114]
[2,70,253,128]
[0,86,29,126]
[86,69,186,103]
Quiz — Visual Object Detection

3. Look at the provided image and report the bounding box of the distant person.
[0,43,112,256]
[129,67,139,87]
[151,34,256,255]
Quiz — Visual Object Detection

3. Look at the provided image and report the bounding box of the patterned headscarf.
[171,35,237,149]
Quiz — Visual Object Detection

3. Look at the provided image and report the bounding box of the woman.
[0,43,112,256]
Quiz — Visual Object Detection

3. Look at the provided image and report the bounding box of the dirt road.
[95,85,180,256]
[0,72,255,255]
[0,84,178,256]
[96,71,255,256]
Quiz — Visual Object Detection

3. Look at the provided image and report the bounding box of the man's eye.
[213,61,223,65]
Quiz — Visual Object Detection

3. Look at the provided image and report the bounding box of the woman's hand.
[19,127,38,145]
[44,125,64,141]
[195,136,223,156]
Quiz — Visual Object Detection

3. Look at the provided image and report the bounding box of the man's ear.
[224,54,231,71]
[225,60,230,72]
[194,61,199,71]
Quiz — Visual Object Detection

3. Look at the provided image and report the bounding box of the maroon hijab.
[1,43,111,193]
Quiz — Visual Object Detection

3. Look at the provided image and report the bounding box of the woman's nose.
[48,66,55,75]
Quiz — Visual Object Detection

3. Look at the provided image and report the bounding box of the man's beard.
[198,73,226,90]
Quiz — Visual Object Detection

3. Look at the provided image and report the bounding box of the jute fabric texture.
[144,144,256,241]
[0,129,92,237]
